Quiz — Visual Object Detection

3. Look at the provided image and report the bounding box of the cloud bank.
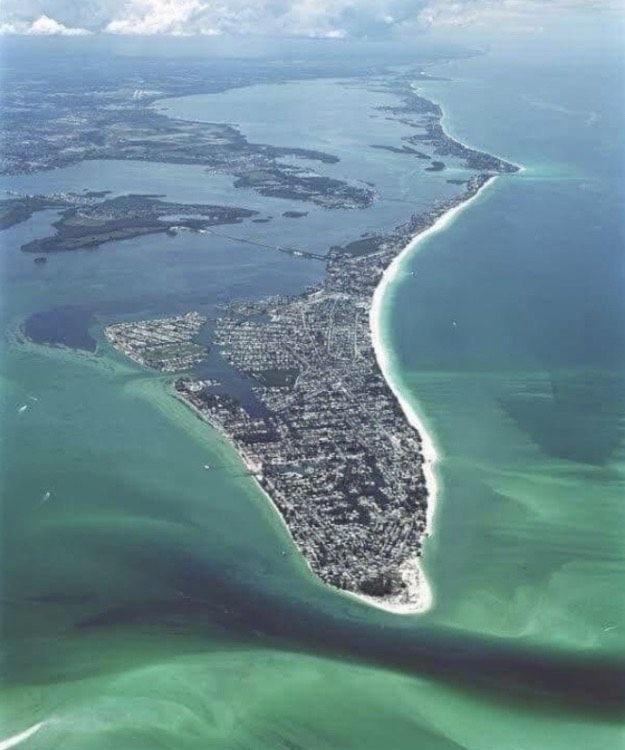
[418,0,623,29]
[0,13,91,35]
[0,0,621,37]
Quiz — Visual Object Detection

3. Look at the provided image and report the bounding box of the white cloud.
[28,13,92,34]
[0,14,91,35]
[105,0,218,35]
[0,0,622,37]
[417,0,624,28]
[102,0,364,37]
[418,0,525,28]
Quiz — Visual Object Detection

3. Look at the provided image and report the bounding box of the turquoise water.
[1,44,624,748]
[383,50,625,654]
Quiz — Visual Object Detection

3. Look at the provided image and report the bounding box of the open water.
[1,40,623,749]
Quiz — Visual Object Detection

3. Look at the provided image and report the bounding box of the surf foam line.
[0,722,45,750]
[369,173,501,615]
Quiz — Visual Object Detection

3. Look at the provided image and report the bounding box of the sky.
[0,0,622,38]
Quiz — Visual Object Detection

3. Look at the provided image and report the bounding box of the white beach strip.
[340,557,432,615]
[0,723,45,750]
[368,175,501,614]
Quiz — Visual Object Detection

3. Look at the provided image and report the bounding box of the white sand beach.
[367,174,501,614]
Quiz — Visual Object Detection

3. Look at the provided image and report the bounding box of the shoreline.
[166,182,507,618]
[174,384,432,615]
[173,384,432,615]
[367,172,500,614]
[96,77,518,618]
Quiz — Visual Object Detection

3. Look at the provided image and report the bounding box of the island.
[16,194,257,254]
[104,312,207,371]
[0,194,70,229]
[378,81,518,173]
[13,63,519,611]
[107,169,516,613]
[101,78,519,611]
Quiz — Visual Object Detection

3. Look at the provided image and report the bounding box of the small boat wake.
[18,396,39,413]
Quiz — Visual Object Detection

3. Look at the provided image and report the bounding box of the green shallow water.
[1,41,624,749]
[4,640,622,750]
[382,184,625,652]
[381,48,625,659]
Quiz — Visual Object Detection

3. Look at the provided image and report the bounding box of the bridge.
[201,227,327,261]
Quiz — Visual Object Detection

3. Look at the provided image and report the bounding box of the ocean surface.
[1,42,624,748]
